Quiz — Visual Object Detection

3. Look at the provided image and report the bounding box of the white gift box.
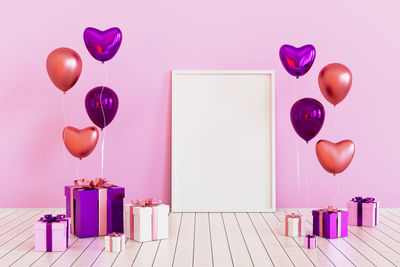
[124,203,169,242]
[105,233,125,252]
[281,213,306,237]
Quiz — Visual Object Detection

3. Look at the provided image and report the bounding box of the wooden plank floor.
[1,208,399,266]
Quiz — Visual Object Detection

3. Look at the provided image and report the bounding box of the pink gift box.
[347,197,379,227]
[34,215,71,252]
[304,234,317,249]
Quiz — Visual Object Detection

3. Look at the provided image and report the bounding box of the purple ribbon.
[39,214,68,251]
[306,234,315,248]
[351,197,376,226]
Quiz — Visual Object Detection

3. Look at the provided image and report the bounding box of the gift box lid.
[312,208,348,216]
[347,199,378,209]
[34,220,68,231]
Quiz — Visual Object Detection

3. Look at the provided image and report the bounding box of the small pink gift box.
[304,234,317,249]
[347,197,379,227]
[34,214,71,252]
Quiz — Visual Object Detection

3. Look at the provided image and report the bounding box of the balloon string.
[101,129,106,178]
[61,94,67,163]
[295,139,300,190]
[305,148,310,208]
[333,175,340,207]
[99,64,109,177]
[75,159,80,179]
[290,78,301,191]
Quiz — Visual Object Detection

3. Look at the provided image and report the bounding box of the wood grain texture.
[0,208,398,266]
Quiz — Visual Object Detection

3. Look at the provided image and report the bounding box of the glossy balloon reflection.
[46,48,82,93]
[85,86,119,129]
[83,27,122,62]
[318,63,352,106]
[316,140,355,175]
[279,44,316,78]
[290,98,325,143]
[62,126,99,159]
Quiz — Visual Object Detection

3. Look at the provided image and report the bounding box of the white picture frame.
[171,70,276,212]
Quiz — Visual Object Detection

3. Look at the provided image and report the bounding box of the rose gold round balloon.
[315,140,355,175]
[46,48,82,93]
[318,63,352,106]
[62,126,99,159]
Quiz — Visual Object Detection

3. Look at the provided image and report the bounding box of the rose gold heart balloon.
[62,126,99,159]
[315,140,355,175]
[318,63,352,106]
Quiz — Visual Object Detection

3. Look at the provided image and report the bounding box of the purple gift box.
[65,183,125,238]
[312,206,348,239]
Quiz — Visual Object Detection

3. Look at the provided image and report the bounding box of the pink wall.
[1,0,399,208]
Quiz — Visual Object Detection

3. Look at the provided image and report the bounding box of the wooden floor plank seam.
[260,213,296,266]
[220,213,237,266]
[171,212,183,267]
[234,213,255,267]
[275,211,316,266]
[247,213,274,265]
[207,213,214,267]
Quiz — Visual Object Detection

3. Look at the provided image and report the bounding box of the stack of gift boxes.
[33,185,379,253]
[280,196,379,250]
[34,178,170,252]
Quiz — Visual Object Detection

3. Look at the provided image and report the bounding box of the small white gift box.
[281,213,306,237]
[104,233,125,252]
[124,199,169,242]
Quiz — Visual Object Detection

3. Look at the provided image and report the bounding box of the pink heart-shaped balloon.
[315,140,355,175]
[62,126,99,159]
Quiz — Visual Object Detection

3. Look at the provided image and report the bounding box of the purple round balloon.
[83,27,122,62]
[279,44,316,78]
[290,98,325,143]
[85,86,119,129]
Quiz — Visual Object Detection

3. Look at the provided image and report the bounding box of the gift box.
[347,197,379,227]
[65,178,125,238]
[304,234,317,249]
[281,213,306,237]
[312,206,348,239]
[124,198,169,242]
[34,214,71,252]
[105,232,125,252]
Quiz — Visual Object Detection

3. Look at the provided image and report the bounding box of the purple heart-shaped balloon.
[83,27,122,63]
[279,44,316,78]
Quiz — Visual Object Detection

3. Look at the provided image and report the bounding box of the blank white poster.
[172,71,275,212]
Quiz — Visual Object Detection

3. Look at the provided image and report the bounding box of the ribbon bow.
[286,212,301,218]
[132,198,162,207]
[352,196,375,203]
[39,214,66,223]
[320,206,339,213]
[74,178,113,189]
[306,234,315,238]
[109,232,122,237]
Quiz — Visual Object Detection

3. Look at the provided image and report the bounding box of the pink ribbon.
[74,178,114,188]
[132,198,162,207]
[318,206,341,237]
